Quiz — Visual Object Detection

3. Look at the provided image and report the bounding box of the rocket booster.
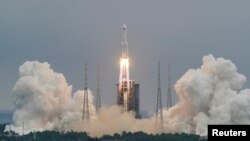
[121,24,128,58]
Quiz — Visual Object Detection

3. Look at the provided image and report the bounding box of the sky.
[0,0,250,113]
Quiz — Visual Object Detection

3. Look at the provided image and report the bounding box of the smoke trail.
[5,55,250,137]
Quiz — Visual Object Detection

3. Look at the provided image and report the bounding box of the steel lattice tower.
[22,121,24,136]
[167,63,172,110]
[155,62,164,132]
[96,62,101,112]
[82,62,89,121]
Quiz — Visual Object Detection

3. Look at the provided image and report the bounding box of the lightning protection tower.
[96,62,101,112]
[82,62,89,121]
[155,62,164,132]
[167,63,172,110]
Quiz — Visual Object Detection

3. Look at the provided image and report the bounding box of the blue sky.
[1,0,250,113]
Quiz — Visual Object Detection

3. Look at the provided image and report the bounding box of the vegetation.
[0,123,6,133]
[0,124,207,141]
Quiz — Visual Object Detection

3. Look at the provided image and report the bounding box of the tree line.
[0,124,207,141]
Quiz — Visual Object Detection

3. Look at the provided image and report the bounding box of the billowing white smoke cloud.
[164,54,250,136]
[5,61,155,137]
[5,55,250,136]
[4,61,96,133]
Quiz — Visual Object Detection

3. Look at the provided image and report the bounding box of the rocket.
[119,24,130,83]
[121,24,128,58]
[119,24,130,112]
[117,24,140,115]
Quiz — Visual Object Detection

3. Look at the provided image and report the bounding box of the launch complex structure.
[116,24,141,118]
[82,24,172,122]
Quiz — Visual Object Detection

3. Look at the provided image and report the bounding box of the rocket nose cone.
[123,24,127,30]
